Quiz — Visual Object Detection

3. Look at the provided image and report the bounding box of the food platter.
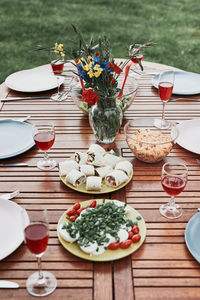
[57,199,146,262]
[59,157,133,194]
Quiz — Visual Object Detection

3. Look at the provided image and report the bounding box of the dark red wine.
[34,132,55,151]
[131,54,143,64]
[25,223,48,255]
[51,61,64,75]
[159,82,173,101]
[161,175,186,196]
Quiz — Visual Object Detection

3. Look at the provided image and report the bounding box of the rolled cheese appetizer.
[65,169,86,186]
[87,151,105,166]
[86,176,102,191]
[88,144,106,156]
[105,170,128,187]
[103,153,122,168]
[95,165,113,178]
[115,160,133,176]
[74,152,88,165]
[80,164,95,176]
[59,160,79,176]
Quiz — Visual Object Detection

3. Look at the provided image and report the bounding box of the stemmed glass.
[160,162,188,219]
[50,55,66,101]
[155,70,175,129]
[33,122,56,170]
[22,209,57,297]
[129,49,144,77]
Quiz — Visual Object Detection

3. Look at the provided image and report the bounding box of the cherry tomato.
[128,231,134,239]
[89,200,97,208]
[108,242,120,250]
[69,215,77,222]
[76,207,86,215]
[120,239,133,249]
[132,234,141,243]
[132,225,140,235]
[73,203,81,211]
[66,208,77,217]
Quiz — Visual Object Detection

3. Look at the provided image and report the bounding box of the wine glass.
[50,55,66,101]
[129,48,144,77]
[155,70,175,129]
[33,122,56,170]
[22,209,57,297]
[160,162,188,219]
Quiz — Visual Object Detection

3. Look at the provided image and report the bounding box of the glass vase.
[89,97,123,144]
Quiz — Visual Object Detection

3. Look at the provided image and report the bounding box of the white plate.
[185,211,200,263]
[0,200,29,260]
[176,119,200,154]
[152,71,200,95]
[0,120,35,159]
[5,66,64,92]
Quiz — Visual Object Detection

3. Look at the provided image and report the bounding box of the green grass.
[0,0,200,83]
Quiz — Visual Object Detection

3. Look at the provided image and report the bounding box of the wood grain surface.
[0,61,200,300]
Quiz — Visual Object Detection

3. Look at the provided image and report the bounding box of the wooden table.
[0,61,200,300]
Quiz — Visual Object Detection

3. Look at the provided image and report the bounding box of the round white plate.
[152,71,200,95]
[185,211,200,263]
[0,199,29,260]
[176,119,200,154]
[0,120,35,159]
[5,67,64,92]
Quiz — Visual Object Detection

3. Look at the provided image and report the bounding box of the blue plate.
[152,71,200,95]
[185,211,200,263]
[0,120,35,159]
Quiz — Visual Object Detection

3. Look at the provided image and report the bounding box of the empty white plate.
[0,199,29,260]
[152,71,200,95]
[5,66,64,92]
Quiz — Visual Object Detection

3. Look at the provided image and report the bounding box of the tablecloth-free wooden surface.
[0,61,200,300]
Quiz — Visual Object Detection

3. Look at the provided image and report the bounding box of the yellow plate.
[60,157,133,194]
[57,199,146,262]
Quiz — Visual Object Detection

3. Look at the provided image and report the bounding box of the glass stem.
[43,152,49,161]
[57,76,60,94]
[168,196,175,207]
[162,101,167,121]
[37,257,44,281]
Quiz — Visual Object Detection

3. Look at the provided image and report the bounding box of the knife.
[0,163,28,166]
[0,96,49,101]
[0,280,19,288]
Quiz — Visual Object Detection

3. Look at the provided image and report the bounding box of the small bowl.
[124,118,179,163]
[71,74,138,114]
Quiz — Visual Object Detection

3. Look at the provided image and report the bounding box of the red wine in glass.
[159,82,174,101]
[161,175,186,196]
[131,53,143,64]
[24,223,48,255]
[51,61,64,75]
[34,132,55,152]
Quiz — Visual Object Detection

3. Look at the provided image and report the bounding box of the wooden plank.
[94,263,113,300]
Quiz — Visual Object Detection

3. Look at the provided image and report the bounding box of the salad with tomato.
[59,199,143,256]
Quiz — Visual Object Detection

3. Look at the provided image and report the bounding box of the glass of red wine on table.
[50,58,67,101]
[154,70,175,129]
[160,162,188,219]
[22,209,57,297]
[33,122,56,170]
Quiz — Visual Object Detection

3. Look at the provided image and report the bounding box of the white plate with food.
[5,66,64,92]
[59,144,133,194]
[176,119,200,154]
[152,71,200,95]
[0,199,29,260]
[57,199,146,262]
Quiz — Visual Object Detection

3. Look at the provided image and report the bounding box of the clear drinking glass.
[129,48,144,77]
[22,209,57,297]
[50,54,66,101]
[33,122,56,170]
[155,70,175,129]
[160,162,188,219]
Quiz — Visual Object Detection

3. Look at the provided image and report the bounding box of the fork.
[0,190,20,200]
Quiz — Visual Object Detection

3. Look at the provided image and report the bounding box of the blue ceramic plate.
[0,120,35,159]
[152,71,200,95]
[185,211,200,263]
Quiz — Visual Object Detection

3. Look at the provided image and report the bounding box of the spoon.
[0,190,20,200]
[118,61,132,97]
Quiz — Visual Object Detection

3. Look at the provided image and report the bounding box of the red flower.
[108,62,122,74]
[82,89,99,105]
[95,53,100,56]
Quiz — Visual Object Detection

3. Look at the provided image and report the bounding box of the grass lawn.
[0,0,200,83]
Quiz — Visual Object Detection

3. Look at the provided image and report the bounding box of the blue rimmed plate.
[0,120,35,159]
[185,211,200,263]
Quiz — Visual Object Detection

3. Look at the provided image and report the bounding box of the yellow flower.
[93,64,100,71]
[88,69,94,78]
[83,64,90,71]
[81,57,86,63]
[87,55,92,61]
[89,61,94,67]
[54,50,59,54]
[60,52,65,57]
